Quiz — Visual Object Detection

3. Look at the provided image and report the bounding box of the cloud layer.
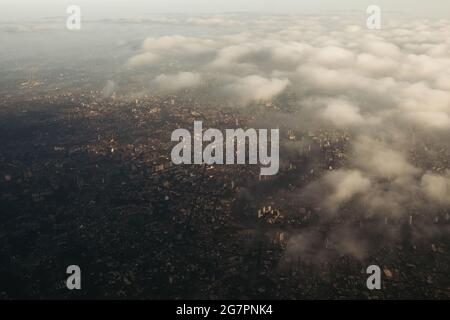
[124,13,450,261]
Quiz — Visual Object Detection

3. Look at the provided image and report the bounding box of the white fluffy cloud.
[421,171,450,206]
[320,100,365,127]
[124,15,450,208]
[223,75,290,103]
[126,52,160,68]
[311,46,355,68]
[122,13,450,261]
[152,72,202,92]
[142,35,216,56]
[323,169,372,213]
[125,15,450,116]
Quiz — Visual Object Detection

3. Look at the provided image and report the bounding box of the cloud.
[361,40,401,58]
[311,46,355,68]
[142,35,216,57]
[125,35,217,68]
[126,52,160,68]
[222,75,290,103]
[353,137,420,179]
[356,53,397,76]
[102,80,116,97]
[404,111,450,129]
[322,169,372,213]
[186,16,244,27]
[152,72,202,92]
[121,15,450,261]
[421,171,450,206]
[320,100,365,127]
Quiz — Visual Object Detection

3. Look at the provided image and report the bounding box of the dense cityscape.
[1,2,450,301]
[1,84,448,299]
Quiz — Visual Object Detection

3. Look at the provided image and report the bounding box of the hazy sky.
[2,0,450,20]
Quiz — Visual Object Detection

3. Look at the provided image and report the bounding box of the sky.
[1,0,450,20]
